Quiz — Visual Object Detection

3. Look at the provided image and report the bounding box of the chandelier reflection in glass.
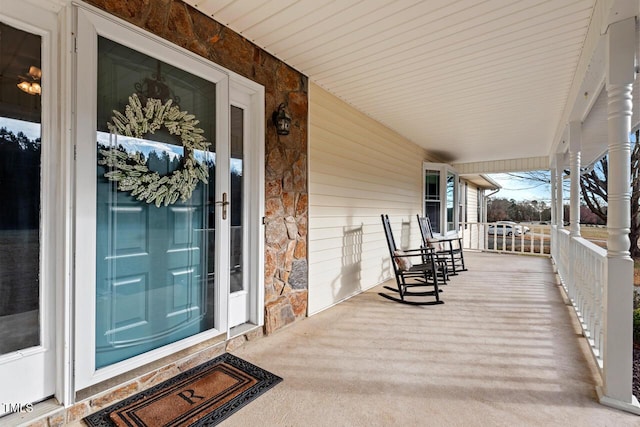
[17,65,41,96]
[134,61,180,106]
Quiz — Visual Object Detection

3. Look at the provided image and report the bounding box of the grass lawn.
[579,226,608,241]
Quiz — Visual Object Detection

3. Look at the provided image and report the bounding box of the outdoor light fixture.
[272,103,291,135]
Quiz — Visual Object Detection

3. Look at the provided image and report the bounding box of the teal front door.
[95,172,211,368]
[74,9,266,388]
[93,36,218,369]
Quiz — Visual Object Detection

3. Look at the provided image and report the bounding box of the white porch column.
[569,121,581,237]
[555,153,564,227]
[598,16,638,412]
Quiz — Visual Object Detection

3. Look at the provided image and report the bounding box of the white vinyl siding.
[464,182,479,248]
[308,83,435,315]
[465,182,479,224]
[460,182,488,250]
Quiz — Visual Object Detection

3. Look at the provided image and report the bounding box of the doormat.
[84,353,282,427]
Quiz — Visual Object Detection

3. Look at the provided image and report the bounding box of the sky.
[0,117,40,140]
[488,172,552,203]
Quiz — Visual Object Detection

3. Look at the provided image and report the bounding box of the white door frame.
[73,5,230,390]
[72,3,265,392]
[0,1,59,413]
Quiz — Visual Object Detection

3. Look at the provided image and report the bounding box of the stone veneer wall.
[85,0,309,333]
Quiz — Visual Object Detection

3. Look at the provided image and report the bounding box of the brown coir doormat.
[84,353,282,427]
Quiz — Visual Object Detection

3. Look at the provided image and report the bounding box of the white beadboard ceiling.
[186,0,598,165]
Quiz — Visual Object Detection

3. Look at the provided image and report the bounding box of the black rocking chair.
[417,215,467,275]
[379,215,443,306]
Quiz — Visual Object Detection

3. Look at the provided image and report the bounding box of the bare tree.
[580,159,608,223]
[499,130,640,257]
[579,130,640,257]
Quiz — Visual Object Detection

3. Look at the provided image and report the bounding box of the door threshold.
[229,322,260,338]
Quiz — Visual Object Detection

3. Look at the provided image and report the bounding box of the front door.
[93,36,218,369]
[0,18,55,415]
[74,8,263,388]
[74,9,232,388]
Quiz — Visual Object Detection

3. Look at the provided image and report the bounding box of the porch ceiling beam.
[452,156,549,175]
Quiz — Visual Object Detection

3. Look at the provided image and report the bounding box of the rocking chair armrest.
[429,236,462,252]
[400,247,435,254]
[430,235,461,243]
[395,249,433,257]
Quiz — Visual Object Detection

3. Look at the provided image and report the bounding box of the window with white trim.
[423,162,459,235]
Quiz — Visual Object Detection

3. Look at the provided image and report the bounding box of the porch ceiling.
[187,0,599,165]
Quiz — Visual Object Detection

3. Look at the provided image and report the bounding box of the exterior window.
[423,163,458,235]
[0,22,42,355]
[424,169,441,233]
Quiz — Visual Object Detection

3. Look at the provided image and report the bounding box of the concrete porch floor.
[225,252,639,426]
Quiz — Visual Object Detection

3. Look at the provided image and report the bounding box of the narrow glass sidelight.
[230,106,244,295]
[95,37,217,368]
[0,23,42,355]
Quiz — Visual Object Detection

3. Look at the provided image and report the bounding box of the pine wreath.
[98,94,210,207]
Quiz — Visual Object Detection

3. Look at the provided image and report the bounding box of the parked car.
[496,220,530,234]
[488,223,522,236]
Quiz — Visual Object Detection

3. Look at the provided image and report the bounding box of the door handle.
[216,192,230,220]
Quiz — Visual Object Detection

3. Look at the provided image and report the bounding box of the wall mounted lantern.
[272,103,291,135]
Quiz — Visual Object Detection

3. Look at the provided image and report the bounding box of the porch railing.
[459,222,550,256]
[552,226,605,369]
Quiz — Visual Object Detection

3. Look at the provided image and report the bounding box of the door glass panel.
[95,37,216,368]
[230,106,243,293]
[0,23,42,355]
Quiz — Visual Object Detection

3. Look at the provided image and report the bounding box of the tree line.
[0,127,41,230]
[487,197,605,225]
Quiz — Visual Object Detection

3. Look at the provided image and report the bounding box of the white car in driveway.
[488,223,522,236]
[496,221,530,234]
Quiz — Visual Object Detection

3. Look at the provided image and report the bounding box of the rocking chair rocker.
[379,215,444,306]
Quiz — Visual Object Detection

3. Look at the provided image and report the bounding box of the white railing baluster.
[460,222,549,256]
[557,234,606,370]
